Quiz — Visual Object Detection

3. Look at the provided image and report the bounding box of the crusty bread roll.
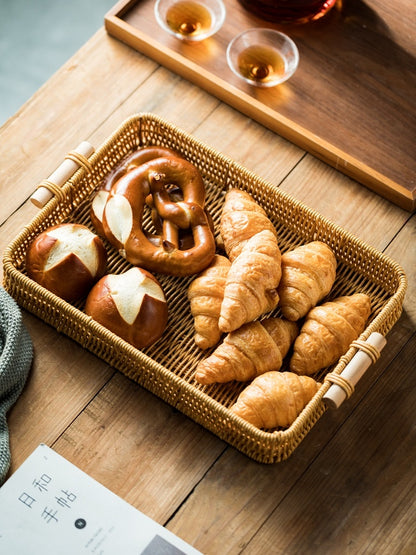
[26,223,107,301]
[84,267,168,349]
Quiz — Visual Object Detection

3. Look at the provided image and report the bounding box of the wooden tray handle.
[30,141,95,208]
[323,332,387,409]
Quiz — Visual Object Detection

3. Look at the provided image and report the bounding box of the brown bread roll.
[26,223,107,302]
[85,267,168,349]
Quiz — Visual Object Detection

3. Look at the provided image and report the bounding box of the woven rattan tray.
[3,113,407,463]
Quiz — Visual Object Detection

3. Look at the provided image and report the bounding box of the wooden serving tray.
[104,0,416,211]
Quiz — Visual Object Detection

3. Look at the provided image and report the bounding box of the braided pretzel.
[103,146,182,192]
[102,156,216,276]
[90,146,181,236]
[149,184,215,251]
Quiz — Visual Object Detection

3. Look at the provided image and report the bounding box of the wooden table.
[1,23,415,554]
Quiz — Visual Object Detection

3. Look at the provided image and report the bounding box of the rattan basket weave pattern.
[2,114,407,463]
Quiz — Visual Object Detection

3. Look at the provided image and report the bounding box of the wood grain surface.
[1,26,415,554]
[105,0,416,210]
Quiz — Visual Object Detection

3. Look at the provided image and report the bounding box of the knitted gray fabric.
[0,287,33,484]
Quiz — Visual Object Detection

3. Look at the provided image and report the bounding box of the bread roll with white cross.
[26,223,107,301]
[85,267,168,349]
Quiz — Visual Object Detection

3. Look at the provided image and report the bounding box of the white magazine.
[0,444,201,554]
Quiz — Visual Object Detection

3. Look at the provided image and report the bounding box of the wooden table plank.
[86,65,220,146]
[190,102,305,179]
[385,214,416,330]
[52,372,226,524]
[278,156,411,252]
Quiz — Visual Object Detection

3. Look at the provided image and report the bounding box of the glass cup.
[226,28,299,88]
[154,0,226,42]
[237,0,338,24]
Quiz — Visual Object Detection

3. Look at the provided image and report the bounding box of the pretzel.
[149,184,215,251]
[102,146,182,193]
[90,146,181,236]
[101,156,216,276]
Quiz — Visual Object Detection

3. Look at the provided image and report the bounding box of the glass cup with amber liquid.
[227,28,299,88]
[155,0,226,42]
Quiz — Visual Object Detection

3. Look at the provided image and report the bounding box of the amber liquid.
[165,1,213,38]
[238,0,337,23]
[237,44,286,85]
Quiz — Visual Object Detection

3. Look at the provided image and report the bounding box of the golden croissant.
[220,188,277,262]
[188,254,231,350]
[278,241,337,321]
[194,317,298,385]
[290,293,372,375]
[230,371,320,429]
[219,229,282,333]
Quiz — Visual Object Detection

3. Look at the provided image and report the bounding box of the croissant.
[278,241,337,321]
[219,229,282,333]
[194,317,298,385]
[188,254,231,350]
[290,293,372,375]
[230,371,320,429]
[220,188,277,262]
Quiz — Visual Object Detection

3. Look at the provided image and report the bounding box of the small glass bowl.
[155,0,226,42]
[226,28,299,87]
